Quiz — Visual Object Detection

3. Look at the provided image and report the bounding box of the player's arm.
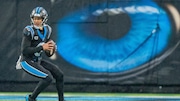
[43,25,56,57]
[21,28,43,56]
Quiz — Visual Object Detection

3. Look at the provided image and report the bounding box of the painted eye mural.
[56,0,178,74]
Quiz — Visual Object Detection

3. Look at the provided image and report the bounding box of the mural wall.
[0,0,180,92]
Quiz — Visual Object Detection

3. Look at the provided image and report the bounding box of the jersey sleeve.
[21,26,43,56]
[23,26,33,40]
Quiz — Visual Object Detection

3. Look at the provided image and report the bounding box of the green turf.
[1,92,180,101]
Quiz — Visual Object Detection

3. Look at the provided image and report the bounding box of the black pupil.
[83,13,131,40]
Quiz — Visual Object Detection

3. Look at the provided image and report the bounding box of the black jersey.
[21,24,52,62]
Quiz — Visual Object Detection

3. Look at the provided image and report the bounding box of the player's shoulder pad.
[23,25,34,39]
[44,24,52,39]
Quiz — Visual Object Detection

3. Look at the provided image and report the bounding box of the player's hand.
[42,40,55,51]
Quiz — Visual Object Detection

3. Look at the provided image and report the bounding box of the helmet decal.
[35,7,42,14]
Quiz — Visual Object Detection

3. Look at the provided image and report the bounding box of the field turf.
[0,92,180,101]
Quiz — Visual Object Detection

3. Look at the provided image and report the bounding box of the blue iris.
[57,0,171,73]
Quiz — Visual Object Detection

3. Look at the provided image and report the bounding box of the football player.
[20,7,64,101]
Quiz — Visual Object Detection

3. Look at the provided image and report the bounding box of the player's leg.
[40,59,64,101]
[20,60,54,100]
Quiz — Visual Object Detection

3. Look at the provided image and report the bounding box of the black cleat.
[26,95,36,101]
